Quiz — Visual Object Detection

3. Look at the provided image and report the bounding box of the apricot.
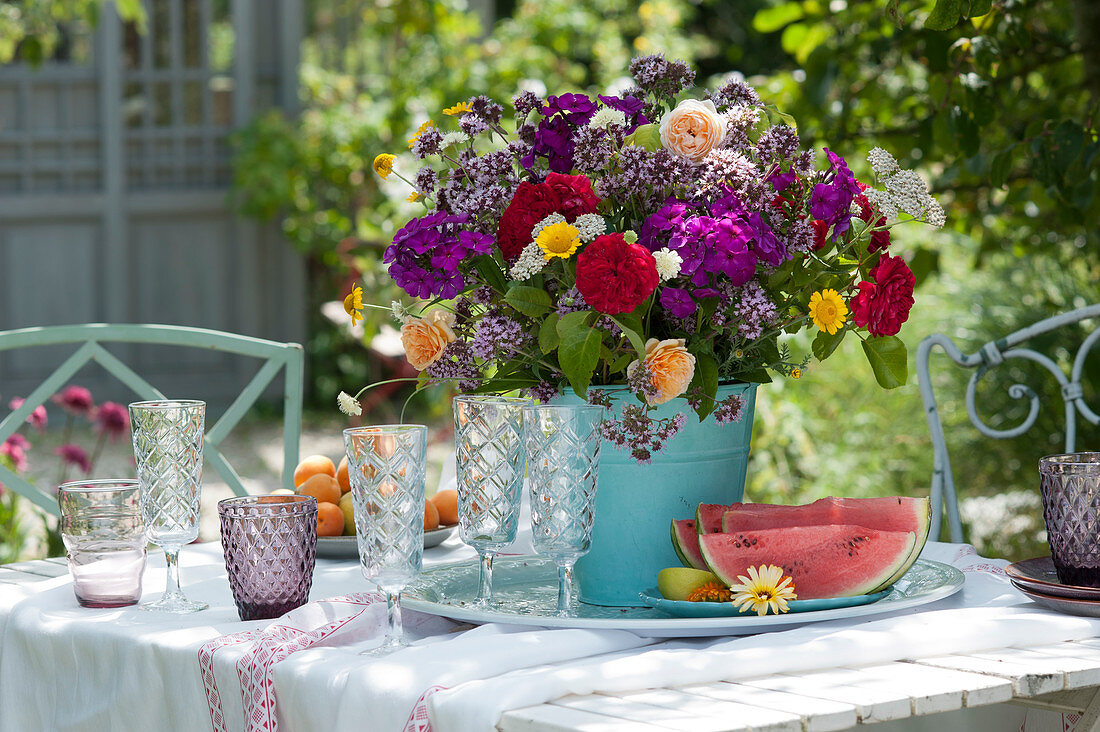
[424,498,440,531]
[431,489,459,526]
[316,501,345,537]
[293,454,336,488]
[336,456,351,494]
[298,473,342,506]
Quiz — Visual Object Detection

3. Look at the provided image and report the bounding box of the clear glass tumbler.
[219,495,318,621]
[344,424,427,654]
[1039,452,1100,587]
[523,404,605,616]
[129,399,208,613]
[57,479,147,608]
[453,395,529,608]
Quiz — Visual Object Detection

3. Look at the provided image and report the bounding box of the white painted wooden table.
[3,559,1099,732]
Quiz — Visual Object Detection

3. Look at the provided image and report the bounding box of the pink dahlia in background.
[94,402,130,441]
[1,434,30,472]
[8,397,47,432]
[55,443,92,474]
[52,385,94,417]
[849,254,916,337]
[575,233,659,315]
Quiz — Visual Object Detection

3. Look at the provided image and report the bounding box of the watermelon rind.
[868,497,932,592]
[699,524,917,599]
[671,519,708,570]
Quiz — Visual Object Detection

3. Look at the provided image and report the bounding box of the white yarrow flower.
[530,213,566,241]
[440,131,470,147]
[337,391,362,417]
[588,107,627,130]
[391,300,406,323]
[653,248,683,281]
[509,241,547,281]
[867,147,900,177]
[573,213,607,243]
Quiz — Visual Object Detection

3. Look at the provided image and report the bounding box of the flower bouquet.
[345,55,943,462]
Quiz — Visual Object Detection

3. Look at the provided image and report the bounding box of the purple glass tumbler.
[1040,452,1100,587]
[219,495,318,621]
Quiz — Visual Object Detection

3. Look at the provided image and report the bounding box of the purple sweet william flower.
[660,287,697,318]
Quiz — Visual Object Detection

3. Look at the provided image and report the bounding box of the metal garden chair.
[0,324,304,517]
[917,304,1100,542]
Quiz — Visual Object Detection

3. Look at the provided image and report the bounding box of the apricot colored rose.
[659,99,726,162]
[400,309,457,370]
[627,338,697,406]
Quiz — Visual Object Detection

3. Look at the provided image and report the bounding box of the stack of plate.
[1006,557,1100,617]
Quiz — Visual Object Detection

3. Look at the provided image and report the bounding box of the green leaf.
[740,369,774,384]
[609,314,646,359]
[886,0,905,28]
[812,329,846,361]
[925,0,964,30]
[753,3,804,33]
[990,146,1015,188]
[557,311,600,397]
[967,0,992,16]
[907,247,940,286]
[472,256,508,293]
[505,285,552,317]
[862,336,909,389]
[538,313,560,354]
[623,124,662,152]
[689,353,719,420]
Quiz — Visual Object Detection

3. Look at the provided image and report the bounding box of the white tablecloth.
[2,528,1097,732]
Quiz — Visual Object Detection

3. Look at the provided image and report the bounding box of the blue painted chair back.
[0,324,304,516]
[916,304,1100,542]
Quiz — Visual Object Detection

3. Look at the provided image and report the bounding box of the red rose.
[575,233,659,315]
[849,253,915,337]
[810,219,830,250]
[496,182,561,261]
[544,173,600,221]
[855,181,890,252]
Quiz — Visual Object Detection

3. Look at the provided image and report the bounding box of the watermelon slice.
[696,503,744,534]
[720,496,931,592]
[699,524,917,599]
[671,519,708,570]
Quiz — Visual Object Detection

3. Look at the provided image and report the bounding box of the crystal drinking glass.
[453,395,529,608]
[129,399,208,613]
[58,479,147,608]
[219,495,318,620]
[523,404,605,616]
[344,424,427,654]
[1040,452,1100,586]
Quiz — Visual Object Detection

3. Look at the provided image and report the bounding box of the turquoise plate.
[638,588,890,618]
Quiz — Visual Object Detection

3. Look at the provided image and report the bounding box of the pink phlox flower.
[8,397,47,432]
[52,385,94,417]
[1,434,31,472]
[55,443,92,474]
[93,402,130,441]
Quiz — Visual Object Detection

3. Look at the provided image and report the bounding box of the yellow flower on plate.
[343,285,364,325]
[808,288,849,335]
[536,221,582,260]
[442,101,469,116]
[372,153,396,180]
[408,119,434,149]
[686,580,733,603]
[730,565,797,616]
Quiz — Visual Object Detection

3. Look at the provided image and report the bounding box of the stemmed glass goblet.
[129,399,208,613]
[523,404,605,616]
[344,424,427,654]
[453,395,529,608]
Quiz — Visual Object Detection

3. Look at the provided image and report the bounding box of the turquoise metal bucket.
[571,383,757,607]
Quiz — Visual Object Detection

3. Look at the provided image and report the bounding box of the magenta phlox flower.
[55,443,91,474]
[93,401,130,441]
[8,397,47,432]
[52,385,94,417]
[541,93,596,124]
[810,148,860,240]
[746,212,788,267]
[1,434,30,472]
[384,212,480,299]
[659,287,697,318]
[770,170,796,194]
[596,94,650,132]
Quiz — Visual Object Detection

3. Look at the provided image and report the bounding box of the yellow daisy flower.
[730,565,797,616]
[372,154,396,180]
[808,289,849,335]
[344,285,364,325]
[407,191,423,203]
[442,101,469,116]
[536,221,582,260]
[408,119,434,149]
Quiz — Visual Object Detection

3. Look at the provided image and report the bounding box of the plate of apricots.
[289,454,458,560]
